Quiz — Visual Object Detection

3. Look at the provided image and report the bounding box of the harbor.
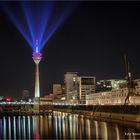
[0,104,140,123]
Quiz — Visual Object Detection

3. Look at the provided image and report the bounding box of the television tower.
[32,39,42,98]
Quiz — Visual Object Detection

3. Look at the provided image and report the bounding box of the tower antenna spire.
[36,39,39,53]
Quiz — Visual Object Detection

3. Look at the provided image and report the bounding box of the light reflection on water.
[0,111,140,139]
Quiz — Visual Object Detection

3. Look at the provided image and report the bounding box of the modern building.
[96,79,126,92]
[78,76,96,104]
[86,79,140,105]
[61,84,66,94]
[53,84,62,95]
[64,72,79,104]
[52,84,66,103]
[64,72,96,104]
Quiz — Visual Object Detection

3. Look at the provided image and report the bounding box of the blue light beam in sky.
[2,1,75,52]
[2,4,33,48]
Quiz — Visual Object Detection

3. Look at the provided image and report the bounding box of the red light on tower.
[5,98,11,102]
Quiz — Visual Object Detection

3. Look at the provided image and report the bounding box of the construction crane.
[124,55,137,104]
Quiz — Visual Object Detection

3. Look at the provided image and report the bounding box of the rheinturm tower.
[32,39,42,98]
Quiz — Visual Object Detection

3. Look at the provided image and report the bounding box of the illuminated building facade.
[53,84,62,95]
[96,79,126,92]
[78,76,96,104]
[53,84,66,102]
[64,72,79,104]
[64,72,96,104]
[86,79,140,105]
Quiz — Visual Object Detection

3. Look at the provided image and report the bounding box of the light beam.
[2,1,76,99]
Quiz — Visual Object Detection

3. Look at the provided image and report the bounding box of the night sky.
[0,1,140,98]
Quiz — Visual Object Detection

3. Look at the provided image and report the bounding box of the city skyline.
[0,1,140,98]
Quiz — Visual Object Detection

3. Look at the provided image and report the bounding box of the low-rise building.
[53,84,62,95]
[86,79,140,105]
[96,79,126,92]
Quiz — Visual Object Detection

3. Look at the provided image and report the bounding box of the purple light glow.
[2,2,75,52]
[32,52,42,62]
[33,52,42,57]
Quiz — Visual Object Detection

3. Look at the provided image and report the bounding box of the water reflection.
[0,112,140,139]
[95,121,99,139]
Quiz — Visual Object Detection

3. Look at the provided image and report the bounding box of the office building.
[64,72,79,104]
[78,76,96,104]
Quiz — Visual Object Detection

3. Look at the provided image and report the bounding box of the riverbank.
[53,105,140,123]
[0,104,140,123]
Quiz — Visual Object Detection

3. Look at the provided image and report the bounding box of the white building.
[86,79,140,105]
[64,72,79,103]
[78,76,96,104]
[64,72,96,104]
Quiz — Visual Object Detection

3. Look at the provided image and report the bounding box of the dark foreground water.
[0,111,140,139]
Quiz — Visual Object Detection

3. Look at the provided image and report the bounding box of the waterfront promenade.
[0,104,140,123]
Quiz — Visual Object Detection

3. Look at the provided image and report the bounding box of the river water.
[0,111,140,139]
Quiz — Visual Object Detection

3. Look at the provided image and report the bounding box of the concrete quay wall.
[53,105,140,123]
[74,110,140,123]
